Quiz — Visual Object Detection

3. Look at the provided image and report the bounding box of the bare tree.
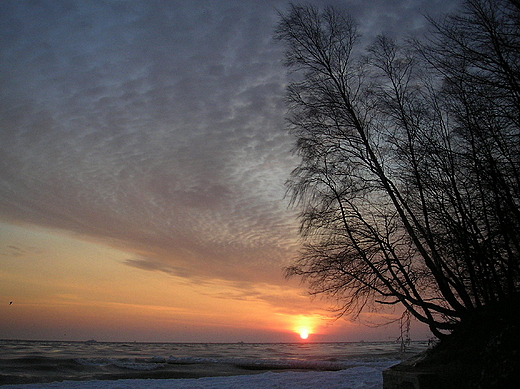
[276,0,520,338]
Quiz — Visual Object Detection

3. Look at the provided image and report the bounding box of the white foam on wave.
[165,355,398,371]
[75,355,399,372]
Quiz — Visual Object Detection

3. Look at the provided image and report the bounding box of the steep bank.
[384,299,520,389]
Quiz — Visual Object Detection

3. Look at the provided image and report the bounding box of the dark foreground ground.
[384,299,520,389]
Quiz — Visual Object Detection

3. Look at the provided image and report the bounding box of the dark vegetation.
[388,297,520,388]
[276,0,519,385]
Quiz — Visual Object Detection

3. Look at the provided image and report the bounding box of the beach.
[1,367,393,389]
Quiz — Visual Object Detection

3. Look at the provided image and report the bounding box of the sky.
[0,0,461,343]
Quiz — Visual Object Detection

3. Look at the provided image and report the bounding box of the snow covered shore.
[1,364,392,389]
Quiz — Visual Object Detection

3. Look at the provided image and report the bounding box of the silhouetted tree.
[276,0,520,338]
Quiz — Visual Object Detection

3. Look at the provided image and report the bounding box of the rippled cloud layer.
[0,0,461,326]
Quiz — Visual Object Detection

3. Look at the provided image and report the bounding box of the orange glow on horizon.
[0,222,432,342]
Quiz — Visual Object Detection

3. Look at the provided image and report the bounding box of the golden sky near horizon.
[0,221,423,342]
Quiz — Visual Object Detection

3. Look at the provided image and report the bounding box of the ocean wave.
[0,340,425,386]
[75,357,166,371]
[72,354,401,372]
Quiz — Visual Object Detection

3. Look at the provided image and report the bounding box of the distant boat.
[85,339,97,344]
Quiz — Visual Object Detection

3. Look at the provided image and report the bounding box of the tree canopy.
[276,0,520,338]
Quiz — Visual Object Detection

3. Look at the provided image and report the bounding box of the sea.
[0,340,429,388]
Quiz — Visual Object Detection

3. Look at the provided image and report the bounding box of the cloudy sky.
[0,0,460,342]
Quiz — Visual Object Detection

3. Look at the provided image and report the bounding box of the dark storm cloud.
[0,0,461,284]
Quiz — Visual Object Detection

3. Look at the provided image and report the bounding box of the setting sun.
[291,314,320,341]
